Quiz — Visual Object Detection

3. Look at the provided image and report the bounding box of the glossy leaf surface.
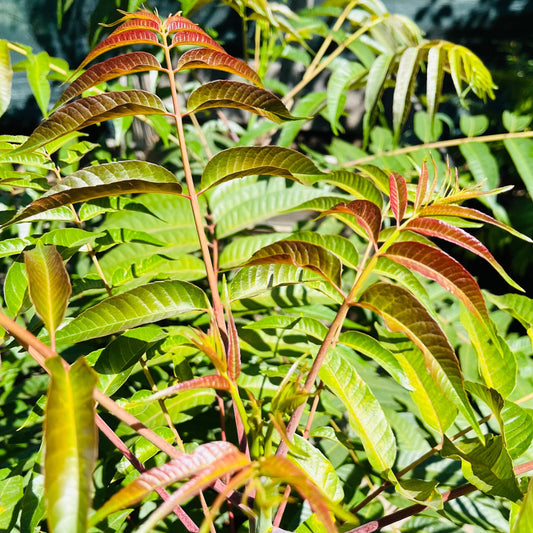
[187,81,299,123]
[44,357,97,533]
[171,30,225,52]
[201,146,324,190]
[319,348,397,471]
[177,49,261,85]
[358,282,482,440]
[55,280,208,345]
[6,161,181,226]
[15,91,167,154]
[24,244,71,343]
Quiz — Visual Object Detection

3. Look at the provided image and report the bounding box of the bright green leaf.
[0,40,13,118]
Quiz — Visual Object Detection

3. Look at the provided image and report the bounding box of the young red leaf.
[383,241,489,322]
[77,30,161,72]
[405,217,523,291]
[91,441,246,526]
[187,81,300,123]
[322,200,382,249]
[414,160,429,211]
[140,375,231,402]
[357,282,483,441]
[13,91,167,154]
[107,18,161,35]
[246,240,342,289]
[418,204,533,242]
[171,30,226,53]
[389,172,408,225]
[226,304,241,382]
[177,49,261,86]
[24,244,72,347]
[165,15,206,33]
[54,52,162,109]
[108,9,161,27]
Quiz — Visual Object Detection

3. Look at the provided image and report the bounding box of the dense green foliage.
[1,1,533,532]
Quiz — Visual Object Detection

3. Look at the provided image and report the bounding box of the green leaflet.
[44,357,98,533]
[319,348,397,472]
[0,40,13,118]
[511,477,533,533]
[503,137,533,200]
[55,280,208,346]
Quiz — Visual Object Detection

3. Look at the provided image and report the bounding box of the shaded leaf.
[488,293,533,330]
[405,217,522,291]
[358,282,483,440]
[322,200,382,248]
[201,146,324,191]
[384,241,489,322]
[389,172,407,224]
[441,435,522,501]
[0,40,13,118]
[246,240,342,289]
[24,244,72,344]
[503,137,533,200]
[54,52,162,109]
[44,356,98,533]
[187,80,300,123]
[5,161,181,227]
[320,348,396,471]
[14,91,167,154]
[176,48,261,85]
[91,441,245,526]
[55,280,208,345]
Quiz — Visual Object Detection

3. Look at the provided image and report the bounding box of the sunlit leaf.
[54,52,162,109]
[24,244,71,345]
[384,241,489,322]
[245,314,328,340]
[246,240,342,289]
[319,348,397,471]
[44,356,98,533]
[14,91,167,154]
[321,200,382,248]
[177,49,261,85]
[139,375,231,403]
[165,14,205,33]
[0,39,13,118]
[389,172,407,224]
[512,477,533,533]
[187,81,300,123]
[426,43,444,121]
[5,161,181,227]
[77,29,161,72]
[55,280,208,345]
[418,204,532,242]
[200,146,324,191]
[171,30,225,52]
[405,217,523,291]
[488,293,533,331]
[503,137,533,200]
[91,441,245,525]
[393,46,420,142]
[441,435,521,501]
[358,282,483,440]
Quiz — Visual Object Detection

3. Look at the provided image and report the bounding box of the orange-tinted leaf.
[78,30,161,72]
[171,30,226,52]
[323,200,382,248]
[5,161,181,226]
[187,81,299,123]
[389,172,407,225]
[259,456,339,532]
[177,49,261,85]
[24,244,71,345]
[246,240,342,289]
[226,304,241,382]
[91,441,244,525]
[358,282,483,441]
[414,160,429,211]
[384,241,489,322]
[405,217,523,291]
[55,52,162,109]
[14,91,167,153]
[108,9,161,27]
[108,18,161,35]
[419,204,532,242]
[165,15,205,33]
[142,375,231,402]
